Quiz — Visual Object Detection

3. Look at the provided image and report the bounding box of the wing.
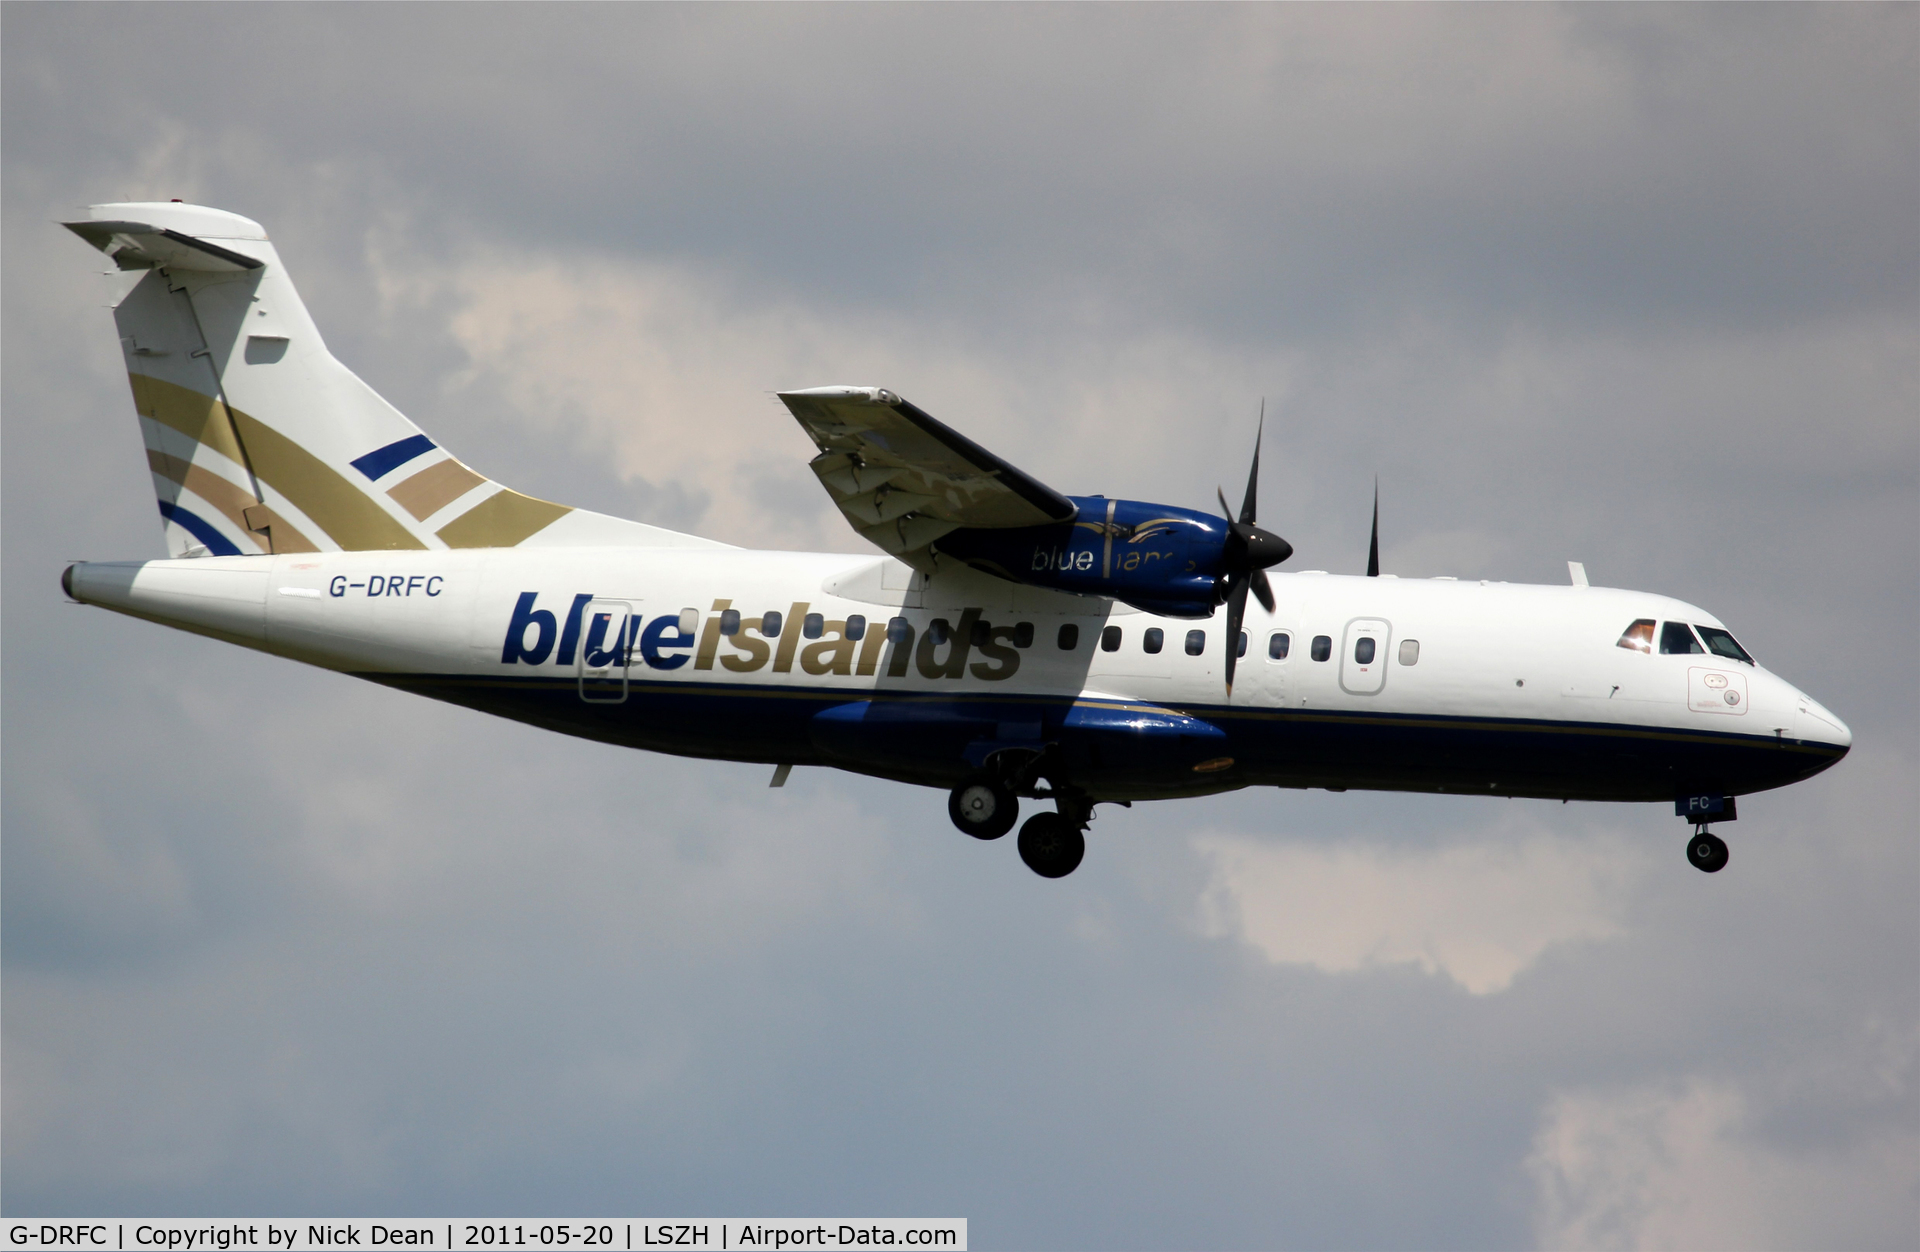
[779,387,1077,565]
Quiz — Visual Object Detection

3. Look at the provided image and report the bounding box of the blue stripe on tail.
[157,502,244,556]
[350,434,436,481]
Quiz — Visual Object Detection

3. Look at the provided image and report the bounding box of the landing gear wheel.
[949,774,1017,840]
[1017,812,1086,879]
[1687,830,1730,874]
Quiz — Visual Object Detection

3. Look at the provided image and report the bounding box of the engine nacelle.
[933,495,1231,618]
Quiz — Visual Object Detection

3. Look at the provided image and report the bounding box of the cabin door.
[577,599,636,703]
[1339,618,1391,696]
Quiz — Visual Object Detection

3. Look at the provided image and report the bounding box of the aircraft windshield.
[1616,619,1655,653]
[1695,625,1754,665]
[1660,621,1704,654]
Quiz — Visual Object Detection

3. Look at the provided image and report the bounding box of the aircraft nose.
[1797,693,1852,751]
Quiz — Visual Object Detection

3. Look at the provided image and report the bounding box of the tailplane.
[66,202,723,557]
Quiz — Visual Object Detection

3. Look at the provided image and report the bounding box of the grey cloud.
[8,6,1914,338]
[4,4,1915,1247]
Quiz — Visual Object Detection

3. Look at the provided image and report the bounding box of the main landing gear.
[1017,805,1087,879]
[948,773,1018,841]
[946,756,1093,878]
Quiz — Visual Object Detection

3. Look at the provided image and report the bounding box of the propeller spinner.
[1216,408,1293,693]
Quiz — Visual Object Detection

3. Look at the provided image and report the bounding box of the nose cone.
[1804,698,1850,748]
[1800,697,1852,751]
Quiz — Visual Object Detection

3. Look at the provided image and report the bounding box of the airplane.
[56,201,1852,879]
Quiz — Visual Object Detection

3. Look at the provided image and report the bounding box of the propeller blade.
[1215,401,1290,630]
[1366,479,1380,578]
[1223,574,1249,694]
[1238,402,1264,525]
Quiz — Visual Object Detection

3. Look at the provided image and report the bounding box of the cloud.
[1195,825,1644,994]
[1528,1073,1920,1252]
[3,4,1915,1239]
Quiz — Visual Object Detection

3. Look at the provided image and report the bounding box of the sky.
[4,4,1916,1247]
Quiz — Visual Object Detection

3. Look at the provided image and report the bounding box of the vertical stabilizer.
[66,203,725,556]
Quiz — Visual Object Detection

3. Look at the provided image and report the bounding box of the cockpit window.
[1695,625,1754,665]
[1660,621,1704,654]
[1616,619,1655,653]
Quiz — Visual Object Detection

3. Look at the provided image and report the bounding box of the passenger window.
[1058,623,1080,650]
[719,609,741,636]
[1398,639,1419,666]
[1143,628,1164,654]
[886,616,911,644]
[1617,619,1655,653]
[928,618,951,645]
[1660,621,1704,654]
[1237,631,1248,658]
[970,618,991,646]
[1268,632,1290,660]
[1310,635,1332,662]
[1185,630,1206,656]
[1101,625,1122,652]
[845,614,866,642]
[762,610,783,638]
[803,613,824,640]
[678,607,699,634]
[1014,622,1035,649]
[1354,637,1376,664]
[1695,625,1754,664]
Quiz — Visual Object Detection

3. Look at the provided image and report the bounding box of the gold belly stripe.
[436,487,572,548]
[388,457,488,521]
[129,374,425,551]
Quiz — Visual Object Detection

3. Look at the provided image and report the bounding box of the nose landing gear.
[1678,794,1737,874]
[1687,827,1730,874]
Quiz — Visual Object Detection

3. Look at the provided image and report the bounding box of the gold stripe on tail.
[388,458,488,521]
[145,449,320,553]
[130,374,424,551]
[436,488,571,548]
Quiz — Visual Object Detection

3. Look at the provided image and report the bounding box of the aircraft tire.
[1687,830,1730,874]
[949,774,1018,840]
[1017,812,1086,879]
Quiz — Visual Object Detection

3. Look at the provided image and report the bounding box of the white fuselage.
[66,546,1852,807]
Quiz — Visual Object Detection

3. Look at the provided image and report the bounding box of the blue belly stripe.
[356,670,1847,802]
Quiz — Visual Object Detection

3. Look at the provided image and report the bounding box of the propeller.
[1216,403,1294,693]
[1366,479,1380,577]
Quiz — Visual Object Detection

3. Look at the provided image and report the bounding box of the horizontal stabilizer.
[64,220,264,273]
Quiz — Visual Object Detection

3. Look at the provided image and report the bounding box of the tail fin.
[66,202,723,557]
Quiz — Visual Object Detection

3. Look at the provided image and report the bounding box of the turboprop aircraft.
[58,202,1852,878]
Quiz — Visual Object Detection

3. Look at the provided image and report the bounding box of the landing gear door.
[1339,618,1390,696]
[578,599,636,703]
